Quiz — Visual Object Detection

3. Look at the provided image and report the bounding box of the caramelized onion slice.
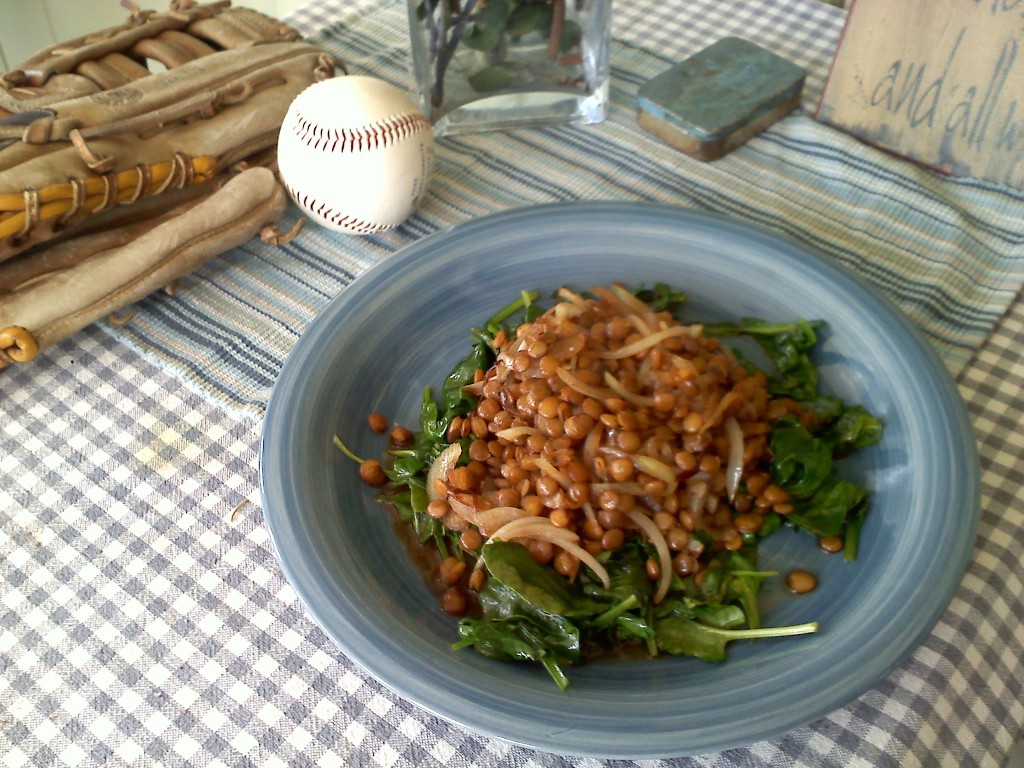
[533,455,572,491]
[426,443,462,501]
[554,302,583,319]
[724,416,745,502]
[447,496,528,536]
[625,509,672,604]
[600,326,693,360]
[495,426,541,442]
[700,391,739,434]
[633,456,679,495]
[556,286,590,308]
[670,353,699,379]
[555,367,618,401]
[626,313,655,336]
[608,283,654,316]
[482,517,576,550]
[591,482,648,496]
[603,371,656,407]
[485,517,611,588]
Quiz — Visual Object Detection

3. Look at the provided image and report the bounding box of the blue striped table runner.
[112,0,1024,414]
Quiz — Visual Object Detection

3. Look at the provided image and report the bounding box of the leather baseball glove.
[0,0,340,368]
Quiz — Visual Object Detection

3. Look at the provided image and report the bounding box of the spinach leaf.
[473,580,582,664]
[721,550,765,630]
[481,541,576,615]
[796,398,883,457]
[842,505,867,562]
[634,282,688,312]
[798,395,846,424]
[455,544,586,689]
[654,615,818,662]
[453,617,546,662]
[415,387,449,456]
[376,477,456,556]
[650,558,816,663]
[786,477,869,540]
[701,321,883,564]
[769,414,876,559]
[703,317,823,400]
[441,342,492,413]
[692,603,747,630]
[769,415,835,500]
[610,612,657,647]
[655,615,732,662]
[577,542,657,650]
[579,540,652,609]
[651,594,741,662]
[453,614,573,690]
[820,404,884,457]
[384,452,429,484]
[666,549,766,631]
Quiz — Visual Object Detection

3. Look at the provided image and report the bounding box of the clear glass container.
[407,0,612,136]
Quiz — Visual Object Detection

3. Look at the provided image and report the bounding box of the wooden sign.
[817,0,1024,190]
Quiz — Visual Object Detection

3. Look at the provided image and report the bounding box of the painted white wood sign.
[817,0,1024,190]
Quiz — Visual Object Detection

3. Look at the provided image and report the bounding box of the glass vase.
[406,0,613,136]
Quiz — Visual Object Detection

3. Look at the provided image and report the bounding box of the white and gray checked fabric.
[1,0,1022,766]
[1,290,1021,767]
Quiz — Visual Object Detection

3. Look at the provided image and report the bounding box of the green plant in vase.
[415,0,587,120]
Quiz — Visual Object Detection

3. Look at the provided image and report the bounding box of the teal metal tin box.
[637,37,806,161]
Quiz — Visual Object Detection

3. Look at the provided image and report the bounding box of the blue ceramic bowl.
[259,202,979,758]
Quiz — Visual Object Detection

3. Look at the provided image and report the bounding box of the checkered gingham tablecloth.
[1,0,1022,766]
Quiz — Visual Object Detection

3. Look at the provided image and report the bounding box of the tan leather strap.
[130,29,218,68]
[75,53,152,89]
[259,217,304,246]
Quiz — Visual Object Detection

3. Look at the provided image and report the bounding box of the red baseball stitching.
[291,111,430,153]
[288,186,395,233]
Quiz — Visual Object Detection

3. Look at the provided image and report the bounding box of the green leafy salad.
[341,283,883,689]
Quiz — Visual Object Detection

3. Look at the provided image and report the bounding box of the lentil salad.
[344,283,883,688]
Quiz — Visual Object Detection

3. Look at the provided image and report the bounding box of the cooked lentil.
[786,569,818,594]
[358,458,387,487]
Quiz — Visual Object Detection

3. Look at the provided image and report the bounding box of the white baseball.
[276,76,434,235]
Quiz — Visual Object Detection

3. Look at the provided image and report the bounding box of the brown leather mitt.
[0,0,340,368]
